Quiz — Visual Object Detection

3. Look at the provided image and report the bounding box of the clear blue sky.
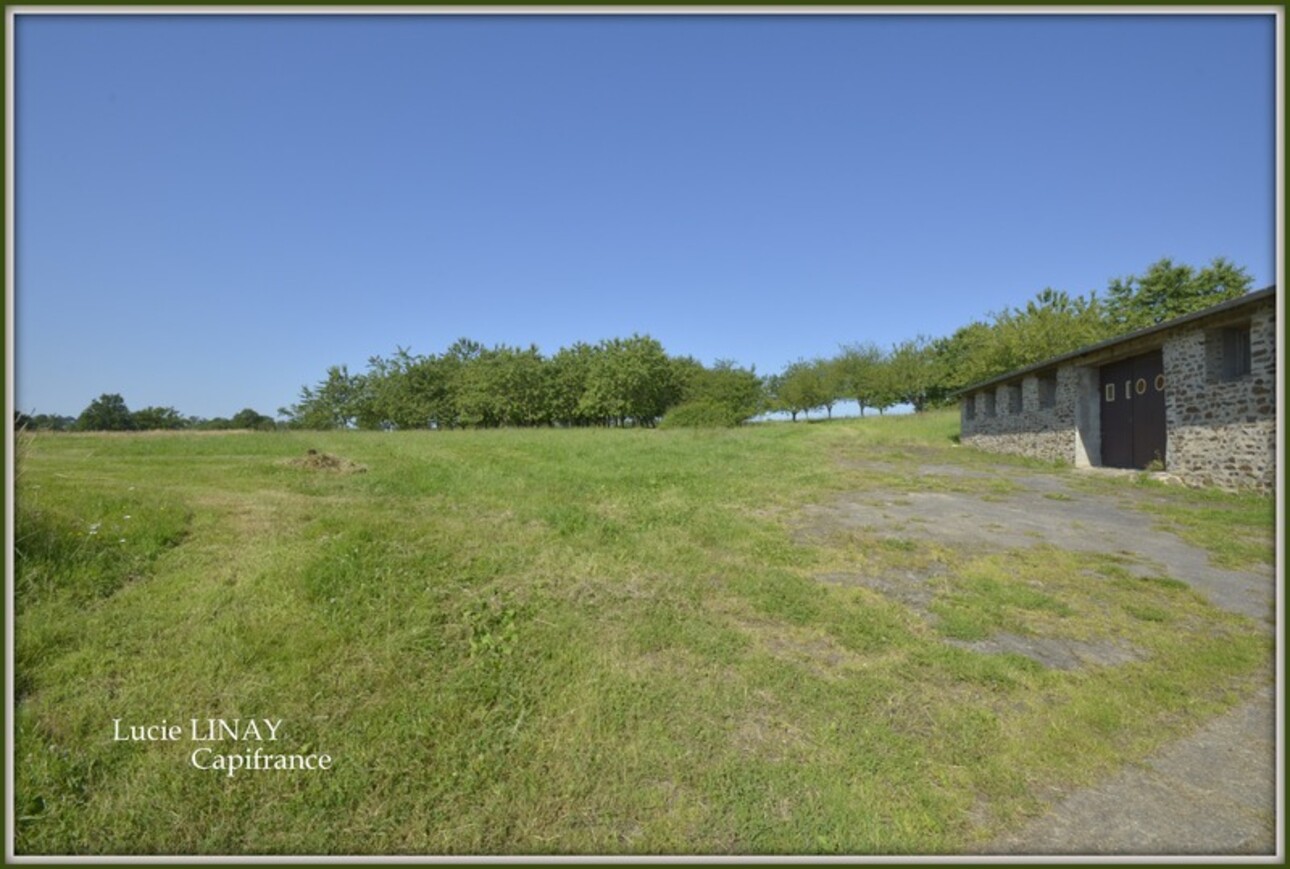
[14,12,1278,420]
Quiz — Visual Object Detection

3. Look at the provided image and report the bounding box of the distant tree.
[579,335,677,427]
[496,345,553,427]
[991,288,1110,372]
[881,340,932,412]
[23,413,74,431]
[444,337,486,363]
[670,358,764,426]
[548,342,597,427]
[456,347,509,428]
[368,349,466,430]
[834,342,886,417]
[813,357,846,419]
[282,365,369,429]
[132,406,186,430]
[230,408,275,431]
[933,288,1110,391]
[14,410,33,430]
[75,394,135,431]
[1105,257,1253,332]
[777,359,829,421]
[762,373,793,421]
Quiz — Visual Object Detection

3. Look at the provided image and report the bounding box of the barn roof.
[952,285,1278,397]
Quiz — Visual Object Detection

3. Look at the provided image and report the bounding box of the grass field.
[12,411,1274,855]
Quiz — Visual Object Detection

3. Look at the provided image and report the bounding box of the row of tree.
[16,395,277,432]
[279,335,766,430]
[761,257,1254,421]
[27,256,1254,432]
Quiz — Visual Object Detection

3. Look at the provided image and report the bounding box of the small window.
[982,393,997,418]
[964,397,976,421]
[1221,326,1251,380]
[1004,384,1022,414]
[1038,375,1057,409]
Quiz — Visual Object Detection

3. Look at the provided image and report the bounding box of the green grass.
[12,411,1274,855]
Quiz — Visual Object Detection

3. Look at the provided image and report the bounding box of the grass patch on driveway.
[12,411,1273,855]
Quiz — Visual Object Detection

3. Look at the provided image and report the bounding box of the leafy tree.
[230,408,275,431]
[932,321,996,394]
[197,417,234,431]
[1105,257,1252,332]
[282,365,369,429]
[548,342,597,427]
[777,359,829,421]
[579,335,677,427]
[456,345,553,428]
[887,335,939,410]
[660,400,747,428]
[75,394,135,431]
[455,347,507,428]
[934,288,1110,391]
[761,373,792,421]
[834,342,886,416]
[670,358,764,426]
[497,345,554,427]
[132,406,186,430]
[22,413,74,431]
[991,288,1109,372]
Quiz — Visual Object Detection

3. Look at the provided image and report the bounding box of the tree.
[281,365,369,429]
[579,335,678,427]
[777,359,829,421]
[987,288,1110,375]
[23,413,74,431]
[931,288,1111,392]
[1105,257,1252,332]
[762,373,793,421]
[75,394,135,431]
[666,358,765,426]
[230,408,275,431]
[132,406,186,430]
[548,342,597,427]
[883,338,938,412]
[834,342,886,416]
[197,417,234,431]
[456,344,553,428]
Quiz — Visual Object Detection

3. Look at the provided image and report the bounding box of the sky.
[12,11,1279,420]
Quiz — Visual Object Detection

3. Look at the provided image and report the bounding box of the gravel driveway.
[801,455,1278,856]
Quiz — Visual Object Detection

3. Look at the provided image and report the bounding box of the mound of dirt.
[285,449,367,474]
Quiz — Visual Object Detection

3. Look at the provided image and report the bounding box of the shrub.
[660,400,747,428]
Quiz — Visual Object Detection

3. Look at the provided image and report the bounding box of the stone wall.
[960,369,1073,464]
[1162,302,1276,490]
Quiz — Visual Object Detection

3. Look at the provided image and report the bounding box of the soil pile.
[285,449,367,474]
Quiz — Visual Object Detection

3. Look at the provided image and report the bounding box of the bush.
[660,400,748,429]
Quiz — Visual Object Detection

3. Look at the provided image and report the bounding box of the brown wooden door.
[1099,351,1166,469]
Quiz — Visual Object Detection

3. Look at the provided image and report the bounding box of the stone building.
[957,286,1277,490]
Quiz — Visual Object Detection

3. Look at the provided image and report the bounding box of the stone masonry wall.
[1163,302,1276,490]
[960,369,1074,463]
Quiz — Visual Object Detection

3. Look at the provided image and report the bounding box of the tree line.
[26,256,1254,432]
[279,334,765,430]
[762,256,1254,421]
[16,395,277,432]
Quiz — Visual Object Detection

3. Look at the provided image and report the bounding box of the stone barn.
[956,286,1277,490]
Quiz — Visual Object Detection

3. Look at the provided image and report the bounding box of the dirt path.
[803,462,1274,624]
[805,455,1278,856]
